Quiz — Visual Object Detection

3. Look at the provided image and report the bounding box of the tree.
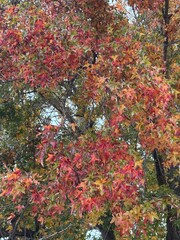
[0,0,179,239]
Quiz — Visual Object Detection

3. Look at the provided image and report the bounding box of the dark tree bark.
[10,0,21,5]
[97,212,116,240]
[152,148,167,186]
[98,226,116,240]
[0,216,40,239]
[152,1,180,239]
[152,149,180,240]
[166,205,180,240]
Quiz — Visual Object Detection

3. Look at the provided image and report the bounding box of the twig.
[38,224,72,240]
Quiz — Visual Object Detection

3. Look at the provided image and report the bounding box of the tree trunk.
[166,205,180,240]
[97,212,116,240]
[98,226,116,240]
[153,1,180,239]
[153,149,180,240]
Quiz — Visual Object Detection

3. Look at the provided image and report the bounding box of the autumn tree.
[0,0,179,239]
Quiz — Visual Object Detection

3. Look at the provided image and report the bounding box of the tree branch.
[152,148,167,186]
[38,224,72,240]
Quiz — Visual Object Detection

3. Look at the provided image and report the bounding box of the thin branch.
[38,224,72,240]
[9,202,29,240]
[104,224,111,240]
[164,40,180,46]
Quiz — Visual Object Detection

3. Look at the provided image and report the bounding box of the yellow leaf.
[151,236,158,240]
[135,160,143,168]
[94,179,106,195]
[70,123,76,132]
[149,211,159,222]
[6,225,13,231]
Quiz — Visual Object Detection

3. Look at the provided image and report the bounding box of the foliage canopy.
[0,0,179,239]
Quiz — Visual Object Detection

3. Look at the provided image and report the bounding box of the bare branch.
[38,224,72,240]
